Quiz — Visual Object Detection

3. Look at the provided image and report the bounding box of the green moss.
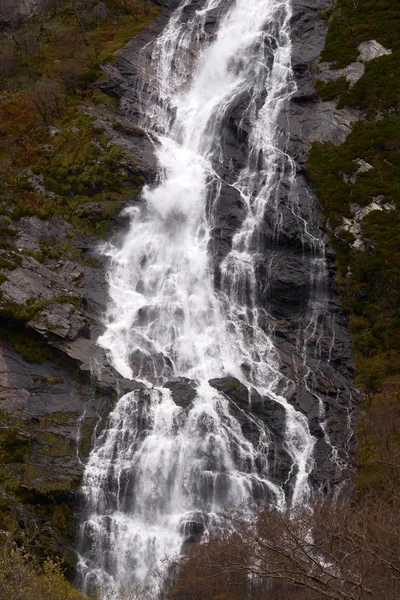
[0,251,22,270]
[308,119,400,395]
[337,52,400,115]
[53,295,83,307]
[0,223,18,239]
[20,249,45,262]
[321,0,400,69]
[319,5,335,23]
[78,420,97,458]
[0,324,51,362]
[40,376,64,384]
[228,377,240,390]
[0,294,83,324]
[83,255,100,267]
[0,428,30,464]
[0,0,155,240]
[21,464,79,494]
[0,0,159,583]
[309,1,400,498]
[21,478,73,496]
[315,76,350,102]
[0,257,15,269]
[39,413,77,428]
[300,1,400,505]
[51,504,74,537]
[37,432,75,459]
[14,337,51,362]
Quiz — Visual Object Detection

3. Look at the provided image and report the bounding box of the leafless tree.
[71,0,90,46]
[58,58,85,92]
[28,78,64,125]
[169,497,400,600]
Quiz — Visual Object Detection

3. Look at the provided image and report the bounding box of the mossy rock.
[51,503,74,537]
[36,432,75,459]
[311,0,400,500]
[39,412,77,428]
[321,0,400,69]
[228,377,241,390]
[0,428,31,464]
[77,419,97,458]
[315,76,350,102]
[338,52,400,116]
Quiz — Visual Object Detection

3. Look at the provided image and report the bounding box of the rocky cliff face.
[95,0,356,491]
[0,211,141,570]
[0,0,357,572]
[0,0,49,26]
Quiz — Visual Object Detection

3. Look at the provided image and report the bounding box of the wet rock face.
[0,338,99,572]
[99,0,356,494]
[208,377,294,490]
[0,213,140,567]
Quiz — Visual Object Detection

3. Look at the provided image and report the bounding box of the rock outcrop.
[0,0,49,27]
[0,209,143,570]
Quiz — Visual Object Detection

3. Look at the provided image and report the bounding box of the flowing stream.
[77,0,324,592]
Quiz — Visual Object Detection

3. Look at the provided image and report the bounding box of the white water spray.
[78,0,320,592]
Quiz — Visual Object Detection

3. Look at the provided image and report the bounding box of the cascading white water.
[77,0,320,592]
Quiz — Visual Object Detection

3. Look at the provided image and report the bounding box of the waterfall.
[77,0,331,592]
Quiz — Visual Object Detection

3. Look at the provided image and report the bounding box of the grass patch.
[321,0,400,68]
[315,76,350,102]
[0,322,52,362]
[338,52,400,116]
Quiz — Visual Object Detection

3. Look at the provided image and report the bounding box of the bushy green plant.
[321,0,400,68]
[0,533,86,600]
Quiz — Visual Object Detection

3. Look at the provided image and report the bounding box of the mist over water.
[77,0,325,592]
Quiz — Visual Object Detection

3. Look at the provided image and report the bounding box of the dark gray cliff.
[0,212,143,571]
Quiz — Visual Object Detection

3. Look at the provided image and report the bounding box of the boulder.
[92,1,108,21]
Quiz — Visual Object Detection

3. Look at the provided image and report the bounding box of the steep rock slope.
[95,0,356,493]
[0,0,160,572]
[304,0,400,495]
[0,0,359,577]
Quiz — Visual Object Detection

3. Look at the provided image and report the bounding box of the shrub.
[0,533,86,600]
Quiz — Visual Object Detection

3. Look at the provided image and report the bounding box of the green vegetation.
[0,294,83,324]
[309,0,400,492]
[0,103,142,233]
[228,377,240,390]
[0,534,86,600]
[0,2,160,595]
[0,427,30,463]
[314,75,349,102]
[0,405,95,579]
[321,0,400,68]
[0,321,51,361]
[0,0,156,236]
[338,52,400,115]
[0,0,156,357]
[317,0,400,115]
